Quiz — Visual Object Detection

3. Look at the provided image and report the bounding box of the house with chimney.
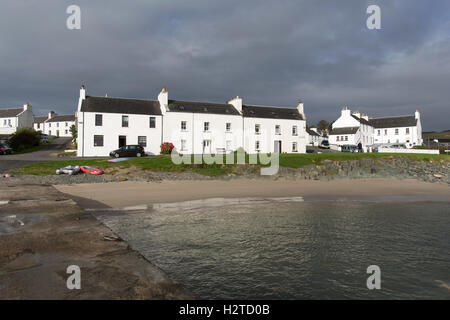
[370,111,422,148]
[34,111,76,137]
[329,107,423,151]
[329,107,374,150]
[76,85,307,157]
[0,103,34,135]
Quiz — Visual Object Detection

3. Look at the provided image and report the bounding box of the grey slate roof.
[80,96,162,115]
[46,114,76,123]
[0,108,23,118]
[306,128,320,136]
[351,115,371,125]
[329,127,360,135]
[369,115,417,129]
[34,116,48,123]
[167,100,240,115]
[242,105,304,120]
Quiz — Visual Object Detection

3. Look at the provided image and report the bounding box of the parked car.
[319,140,330,149]
[109,145,145,158]
[40,135,50,143]
[0,143,12,155]
[341,144,358,153]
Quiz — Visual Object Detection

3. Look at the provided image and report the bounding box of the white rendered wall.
[243,117,307,153]
[77,112,162,157]
[0,117,17,134]
[162,112,243,154]
[43,121,75,137]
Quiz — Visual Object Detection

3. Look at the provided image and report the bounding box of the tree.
[69,124,77,148]
[8,128,41,151]
[317,120,329,131]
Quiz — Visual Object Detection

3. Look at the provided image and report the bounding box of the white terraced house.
[34,111,76,137]
[0,103,34,135]
[370,110,422,148]
[76,86,307,157]
[329,107,423,151]
[329,107,374,151]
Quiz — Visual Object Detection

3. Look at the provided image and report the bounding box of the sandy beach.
[56,178,450,208]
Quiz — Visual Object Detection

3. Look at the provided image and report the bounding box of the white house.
[329,107,374,151]
[76,86,307,157]
[33,116,47,132]
[370,110,422,148]
[0,103,34,135]
[307,127,321,146]
[42,112,76,137]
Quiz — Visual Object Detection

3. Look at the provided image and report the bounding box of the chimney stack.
[415,109,420,119]
[297,100,305,119]
[80,85,86,100]
[228,96,243,113]
[23,102,31,111]
[158,87,169,114]
[361,113,369,121]
[352,110,361,118]
[341,106,351,116]
[48,111,55,119]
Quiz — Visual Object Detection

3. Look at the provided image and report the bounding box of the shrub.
[8,128,41,151]
[160,142,174,154]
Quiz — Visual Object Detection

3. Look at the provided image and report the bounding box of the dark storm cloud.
[0,0,449,130]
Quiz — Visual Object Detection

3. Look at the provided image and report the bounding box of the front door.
[203,140,211,154]
[274,140,281,153]
[119,136,126,148]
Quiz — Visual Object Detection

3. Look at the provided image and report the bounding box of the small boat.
[56,165,81,175]
[80,166,103,175]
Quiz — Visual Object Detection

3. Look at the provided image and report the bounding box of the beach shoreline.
[56,178,450,209]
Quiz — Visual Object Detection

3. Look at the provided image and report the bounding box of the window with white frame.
[337,136,340,141]
[95,114,102,126]
[406,128,409,134]
[275,125,281,135]
[65,122,68,127]
[377,130,380,136]
[138,136,147,147]
[226,140,232,151]
[204,122,210,132]
[181,121,187,131]
[149,117,156,128]
[292,126,298,136]
[94,135,103,147]
[395,128,399,135]
[181,139,187,151]
[49,123,51,127]
[255,140,260,151]
[226,123,231,132]
[255,124,260,134]
[384,129,387,135]
[292,142,298,152]
[122,115,129,127]
[345,136,348,141]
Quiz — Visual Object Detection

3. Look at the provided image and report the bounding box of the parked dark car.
[0,143,12,155]
[109,145,145,158]
[341,144,358,153]
[319,140,330,149]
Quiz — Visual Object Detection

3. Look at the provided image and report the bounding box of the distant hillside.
[423,130,450,139]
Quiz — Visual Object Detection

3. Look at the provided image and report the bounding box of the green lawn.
[8,152,449,176]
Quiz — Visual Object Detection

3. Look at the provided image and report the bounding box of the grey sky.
[0,0,449,130]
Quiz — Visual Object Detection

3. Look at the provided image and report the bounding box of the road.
[0,137,73,173]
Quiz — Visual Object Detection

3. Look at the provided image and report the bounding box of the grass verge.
[7,152,449,176]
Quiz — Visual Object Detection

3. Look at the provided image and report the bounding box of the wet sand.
[56,178,450,209]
